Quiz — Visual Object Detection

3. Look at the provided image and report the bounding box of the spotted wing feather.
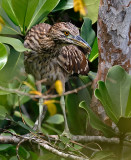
[58,45,89,75]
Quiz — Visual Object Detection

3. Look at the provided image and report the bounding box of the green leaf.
[117,117,131,133]
[95,65,131,133]
[60,136,70,144]
[9,156,18,160]
[66,77,91,134]
[125,86,131,117]
[29,152,38,160]
[0,105,9,117]
[0,43,8,70]
[90,151,116,160]
[84,0,100,24]
[106,66,131,117]
[79,101,116,137]
[0,154,7,160]
[4,114,34,133]
[24,0,39,29]
[43,123,61,134]
[53,0,73,11]
[0,25,20,35]
[0,3,21,35]
[81,18,95,47]
[0,36,30,52]
[95,81,118,124]
[46,114,64,124]
[0,49,24,82]
[0,48,27,109]
[0,144,13,151]
[88,38,98,62]
[2,0,19,26]
[17,121,35,132]
[11,0,39,33]
[14,111,34,128]
[16,146,30,159]
[27,0,60,31]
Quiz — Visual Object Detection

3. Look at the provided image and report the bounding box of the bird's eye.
[64,31,69,36]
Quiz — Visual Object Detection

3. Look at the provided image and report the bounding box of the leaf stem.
[119,133,125,160]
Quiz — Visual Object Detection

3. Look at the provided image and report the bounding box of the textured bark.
[90,0,131,128]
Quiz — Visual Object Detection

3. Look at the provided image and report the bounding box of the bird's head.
[48,22,91,54]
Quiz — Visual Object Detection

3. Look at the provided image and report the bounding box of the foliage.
[95,65,131,134]
[0,0,130,160]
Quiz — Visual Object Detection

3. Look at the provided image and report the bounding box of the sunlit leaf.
[2,0,19,25]
[0,36,30,52]
[46,114,64,124]
[84,0,100,24]
[89,37,98,62]
[53,0,73,11]
[27,0,60,31]
[11,0,39,34]
[0,42,8,70]
[0,3,20,34]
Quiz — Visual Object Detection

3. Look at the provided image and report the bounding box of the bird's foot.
[60,129,72,139]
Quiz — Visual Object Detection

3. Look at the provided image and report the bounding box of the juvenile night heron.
[24,22,91,134]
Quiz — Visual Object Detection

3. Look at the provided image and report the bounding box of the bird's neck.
[36,38,63,61]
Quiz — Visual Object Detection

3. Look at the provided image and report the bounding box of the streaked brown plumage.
[24,22,91,133]
[24,22,91,88]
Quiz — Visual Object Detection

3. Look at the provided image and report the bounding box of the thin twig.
[34,138,88,160]
[16,139,27,160]
[0,82,92,100]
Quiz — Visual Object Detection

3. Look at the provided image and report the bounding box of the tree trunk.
[90,0,131,129]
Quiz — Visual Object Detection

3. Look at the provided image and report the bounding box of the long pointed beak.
[71,35,91,53]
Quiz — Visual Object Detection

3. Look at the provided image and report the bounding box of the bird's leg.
[60,95,70,137]
[34,83,47,132]
[38,97,43,131]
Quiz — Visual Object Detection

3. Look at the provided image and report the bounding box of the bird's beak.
[71,35,91,53]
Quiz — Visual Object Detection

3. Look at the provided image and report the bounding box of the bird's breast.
[24,52,68,85]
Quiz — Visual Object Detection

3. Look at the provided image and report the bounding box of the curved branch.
[0,135,89,160]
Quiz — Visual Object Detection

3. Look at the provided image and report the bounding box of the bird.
[24,22,91,135]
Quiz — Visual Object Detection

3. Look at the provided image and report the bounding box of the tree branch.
[49,135,131,146]
[1,135,131,146]
[0,82,91,100]
[0,135,89,160]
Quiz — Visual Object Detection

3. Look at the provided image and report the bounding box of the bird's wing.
[57,45,89,75]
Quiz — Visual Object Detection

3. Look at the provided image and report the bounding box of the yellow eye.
[64,31,69,36]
